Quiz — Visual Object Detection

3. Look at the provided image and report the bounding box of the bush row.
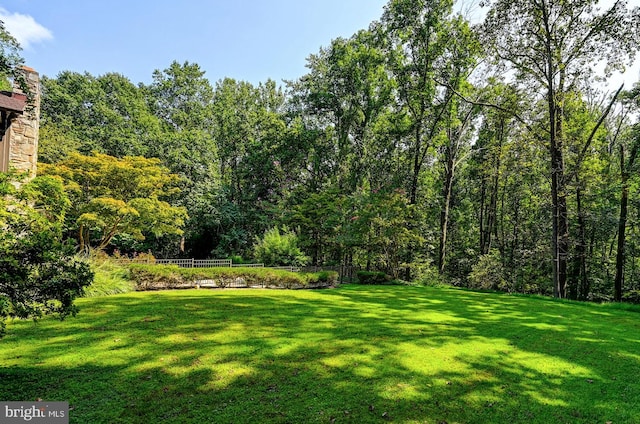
[128,265,338,291]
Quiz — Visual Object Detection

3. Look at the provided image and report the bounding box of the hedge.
[128,264,338,291]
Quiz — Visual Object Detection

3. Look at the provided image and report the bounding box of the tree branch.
[567,83,625,184]
[433,78,546,137]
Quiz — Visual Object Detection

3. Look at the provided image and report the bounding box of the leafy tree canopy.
[0,172,93,338]
[40,153,188,253]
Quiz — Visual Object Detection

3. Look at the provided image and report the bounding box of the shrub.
[468,250,508,291]
[253,226,309,266]
[410,257,445,287]
[622,290,640,304]
[356,271,392,285]
[228,255,247,264]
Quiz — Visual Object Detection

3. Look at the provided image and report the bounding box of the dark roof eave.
[0,93,26,114]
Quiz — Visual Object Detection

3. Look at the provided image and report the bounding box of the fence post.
[191,258,195,268]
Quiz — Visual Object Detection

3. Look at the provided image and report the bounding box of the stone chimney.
[0,66,40,178]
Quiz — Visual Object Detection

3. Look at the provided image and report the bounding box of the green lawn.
[1,285,638,423]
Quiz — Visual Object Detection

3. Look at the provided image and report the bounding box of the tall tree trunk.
[569,184,588,300]
[480,124,503,255]
[438,152,455,273]
[614,138,639,301]
[409,122,423,206]
[550,99,569,298]
[479,181,488,254]
[614,173,629,302]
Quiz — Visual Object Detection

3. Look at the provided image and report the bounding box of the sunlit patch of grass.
[0,286,639,423]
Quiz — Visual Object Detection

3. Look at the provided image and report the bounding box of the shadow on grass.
[1,286,638,423]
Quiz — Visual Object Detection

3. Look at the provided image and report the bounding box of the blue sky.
[0,1,638,90]
[0,0,388,85]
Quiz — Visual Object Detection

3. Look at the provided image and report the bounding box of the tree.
[0,172,93,338]
[40,71,163,158]
[613,84,640,301]
[382,0,458,206]
[0,19,29,97]
[288,27,394,192]
[285,189,345,266]
[342,189,422,278]
[39,153,188,254]
[472,81,520,256]
[482,0,639,298]
[434,16,481,273]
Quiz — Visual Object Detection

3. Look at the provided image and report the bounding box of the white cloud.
[0,8,52,49]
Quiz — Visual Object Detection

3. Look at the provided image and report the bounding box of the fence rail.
[116,258,232,268]
[155,258,233,268]
[232,263,265,268]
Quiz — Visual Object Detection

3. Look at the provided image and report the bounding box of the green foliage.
[29,4,640,304]
[40,152,187,252]
[468,250,508,291]
[0,21,29,99]
[228,255,248,264]
[344,190,422,278]
[40,71,162,158]
[84,255,134,297]
[410,257,445,287]
[356,270,392,285]
[37,121,83,164]
[0,173,93,338]
[253,226,309,267]
[286,189,345,265]
[128,264,336,290]
[621,290,640,304]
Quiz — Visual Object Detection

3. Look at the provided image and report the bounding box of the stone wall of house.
[8,67,40,177]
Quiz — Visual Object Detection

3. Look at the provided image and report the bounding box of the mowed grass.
[1,286,639,423]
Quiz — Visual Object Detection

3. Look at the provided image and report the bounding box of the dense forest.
[28,0,640,301]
